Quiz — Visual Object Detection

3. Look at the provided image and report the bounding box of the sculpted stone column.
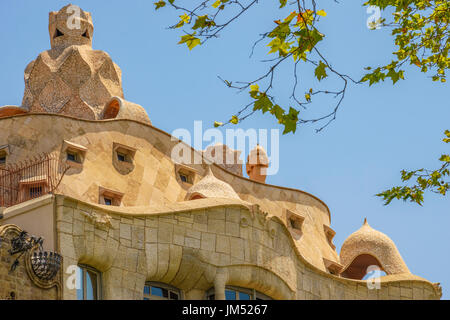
[214,269,228,300]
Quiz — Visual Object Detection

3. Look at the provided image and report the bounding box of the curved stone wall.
[0,114,336,271]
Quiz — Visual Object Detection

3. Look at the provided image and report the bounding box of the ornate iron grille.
[31,251,62,281]
[0,153,67,208]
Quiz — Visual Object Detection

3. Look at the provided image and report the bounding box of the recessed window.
[0,146,8,167]
[54,28,64,38]
[99,187,124,206]
[66,151,78,163]
[113,143,136,167]
[19,176,48,202]
[63,140,87,168]
[285,209,305,233]
[117,152,126,162]
[323,258,343,276]
[29,186,43,198]
[175,164,197,185]
[76,265,102,300]
[207,286,272,300]
[179,173,188,183]
[82,30,90,39]
[289,218,301,229]
[143,282,181,300]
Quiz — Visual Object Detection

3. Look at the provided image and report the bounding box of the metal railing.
[0,153,67,208]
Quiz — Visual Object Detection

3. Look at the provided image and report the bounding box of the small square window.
[99,187,124,206]
[117,152,126,162]
[63,141,87,167]
[0,156,5,165]
[67,151,78,162]
[29,186,43,198]
[175,164,197,185]
[285,209,305,233]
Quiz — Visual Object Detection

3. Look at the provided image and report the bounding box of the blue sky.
[1,1,449,299]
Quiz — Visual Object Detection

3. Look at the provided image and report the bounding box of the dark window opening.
[54,28,64,38]
[117,153,126,162]
[289,218,302,230]
[82,30,89,38]
[29,186,43,198]
[179,174,188,183]
[67,151,78,163]
[104,198,112,206]
[0,156,5,165]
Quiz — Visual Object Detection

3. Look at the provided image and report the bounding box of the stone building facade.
[0,4,442,300]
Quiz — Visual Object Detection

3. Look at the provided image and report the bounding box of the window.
[0,146,8,167]
[143,282,181,300]
[117,152,126,162]
[29,186,43,198]
[207,286,272,300]
[285,209,305,233]
[66,151,78,163]
[99,187,124,206]
[113,143,136,164]
[63,140,87,168]
[179,173,188,183]
[323,257,343,276]
[76,265,101,300]
[175,164,197,185]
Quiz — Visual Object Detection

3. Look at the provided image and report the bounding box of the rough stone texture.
[340,219,410,276]
[47,196,440,300]
[185,166,240,201]
[0,114,339,274]
[0,4,151,125]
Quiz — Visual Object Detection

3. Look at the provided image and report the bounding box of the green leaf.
[178,33,201,50]
[314,61,328,81]
[279,0,287,8]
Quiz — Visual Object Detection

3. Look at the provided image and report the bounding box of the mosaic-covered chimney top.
[49,4,94,49]
[0,4,151,124]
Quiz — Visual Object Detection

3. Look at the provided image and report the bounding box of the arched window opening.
[190,194,205,200]
[143,282,181,300]
[341,254,385,280]
[76,264,102,300]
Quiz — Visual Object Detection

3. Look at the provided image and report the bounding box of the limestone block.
[120,223,131,240]
[208,218,225,234]
[225,221,240,237]
[201,233,216,252]
[216,235,230,254]
[145,227,158,243]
